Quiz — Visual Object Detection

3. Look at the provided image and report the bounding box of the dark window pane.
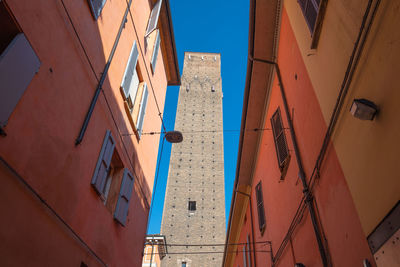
[87,0,107,20]
[271,108,289,168]
[188,201,196,211]
[0,2,20,53]
[255,182,266,232]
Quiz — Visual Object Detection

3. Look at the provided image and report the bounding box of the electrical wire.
[122,128,275,137]
[144,250,272,255]
[59,0,152,208]
[124,0,167,132]
[146,241,271,247]
[271,1,380,264]
[146,135,166,233]
[58,0,100,83]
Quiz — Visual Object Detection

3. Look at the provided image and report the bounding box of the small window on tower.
[182,262,187,267]
[188,201,196,211]
[211,86,215,92]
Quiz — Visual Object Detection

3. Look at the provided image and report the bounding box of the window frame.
[87,0,107,20]
[297,0,328,49]
[145,0,163,37]
[255,181,266,234]
[188,201,196,211]
[150,29,161,73]
[270,107,290,174]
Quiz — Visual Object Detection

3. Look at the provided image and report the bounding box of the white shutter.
[136,84,149,137]
[121,42,139,98]
[127,69,140,106]
[150,30,161,73]
[145,0,162,36]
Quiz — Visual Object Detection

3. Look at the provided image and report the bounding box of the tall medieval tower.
[160,52,226,267]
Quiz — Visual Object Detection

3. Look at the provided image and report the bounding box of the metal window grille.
[255,182,266,232]
[271,108,289,169]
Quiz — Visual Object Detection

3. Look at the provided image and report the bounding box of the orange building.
[0,0,179,266]
[224,0,400,266]
[142,235,167,267]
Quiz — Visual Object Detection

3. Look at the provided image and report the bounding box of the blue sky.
[147,0,249,234]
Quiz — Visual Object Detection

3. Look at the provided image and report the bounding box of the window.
[87,0,107,20]
[270,108,289,174]
[121,42,149,137]
[211,86,215,92]
[0,2,40,129]
[255,182,266,233]
[91,131,134,225]
[150,29,161,73]
[182,262,187,267]
[145,0,162,37]
[114,168,135,225]
[298,0,320,33]
[188,201,196,211]
[91,130,116,198]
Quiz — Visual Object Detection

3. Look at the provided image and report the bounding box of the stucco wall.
[285,0,400,236]
[0,0,170,265]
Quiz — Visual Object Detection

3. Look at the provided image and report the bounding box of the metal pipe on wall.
[249,56,329,267]
[75,0,133,145]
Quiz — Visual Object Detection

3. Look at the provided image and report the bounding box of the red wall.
[0,0,168,266]
[233,8,374,267]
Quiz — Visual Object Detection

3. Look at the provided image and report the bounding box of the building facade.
[0,0,179,266]
[224,0,400,266]
[160,52,226,266]
[142,235,167,267]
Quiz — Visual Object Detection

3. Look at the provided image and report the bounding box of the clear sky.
[147,0,249,234]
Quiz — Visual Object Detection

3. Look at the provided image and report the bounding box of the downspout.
[247,0,380,264]
[249,55,329,267]
[75,0,132,145]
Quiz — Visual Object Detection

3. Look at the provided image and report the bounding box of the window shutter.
[127,68,140,108]
[271,108,289,168]
[121,41,139,98]
[145,0,162,37]
[255,182,266,232]
[298,0,319,32]
[150,30,161,72]
[87,0,107,20]
[0,33,40,127]
[136,84,149,137]
[114,168,135,226]
[91,130,115,195]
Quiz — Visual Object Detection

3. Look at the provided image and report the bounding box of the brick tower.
[160,52,225,266]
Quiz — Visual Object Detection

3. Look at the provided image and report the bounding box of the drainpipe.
[75,0,132,145]
[249,55,329,267]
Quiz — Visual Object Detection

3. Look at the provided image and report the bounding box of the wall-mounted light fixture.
[350,98,378,120]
